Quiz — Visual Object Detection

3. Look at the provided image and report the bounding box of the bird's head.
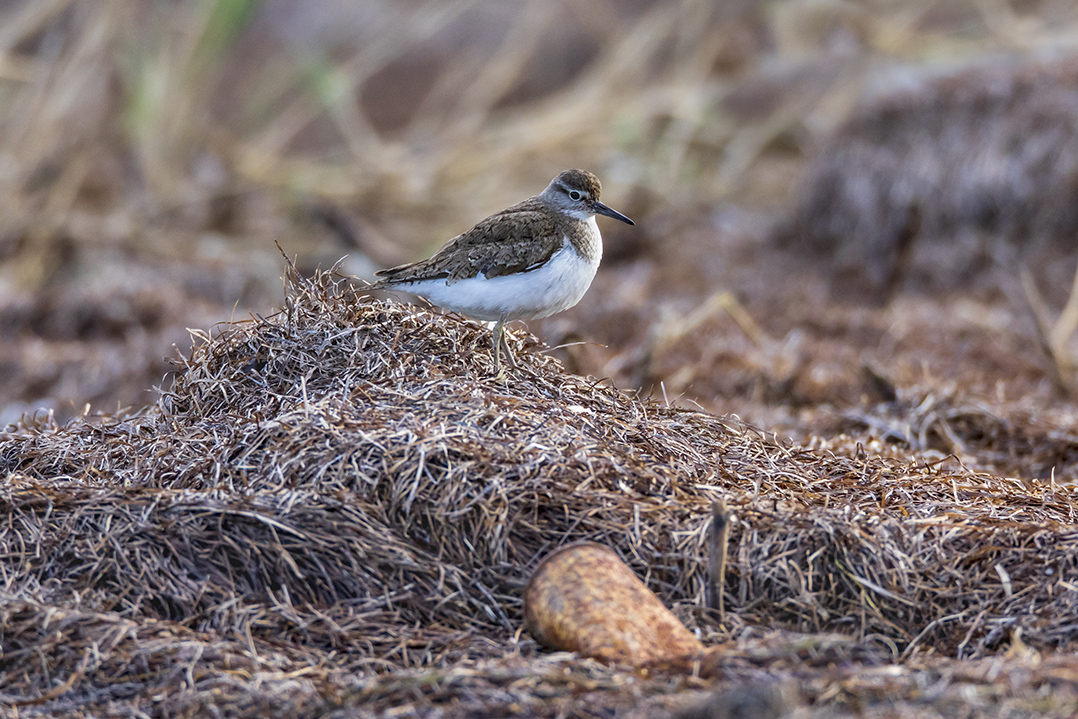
[542,169,635,225]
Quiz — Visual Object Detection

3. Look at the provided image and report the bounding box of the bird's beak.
[592,201,635,226]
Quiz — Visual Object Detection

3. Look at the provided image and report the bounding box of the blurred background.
[6,0,1078,478]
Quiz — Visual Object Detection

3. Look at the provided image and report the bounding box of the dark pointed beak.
[592,200,635,226]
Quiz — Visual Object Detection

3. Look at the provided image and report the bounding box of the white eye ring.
[569,190,581,200]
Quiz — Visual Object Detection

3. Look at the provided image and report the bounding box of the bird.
[369,169,635,372]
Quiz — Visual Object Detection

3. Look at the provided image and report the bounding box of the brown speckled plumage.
[372,170,606,287]
[368,168,633,371]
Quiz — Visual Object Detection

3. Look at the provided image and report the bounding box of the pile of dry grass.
[776,57,1078,293]
[836,383,1078,482]
[4,268,1078,715]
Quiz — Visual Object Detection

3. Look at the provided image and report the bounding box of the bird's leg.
[502,321,518,369]
[492,318,505,374]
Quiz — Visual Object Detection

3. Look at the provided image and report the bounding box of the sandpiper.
[370,169,635,371]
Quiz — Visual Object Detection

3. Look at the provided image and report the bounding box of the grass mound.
[3,267,1078,715]
[776,57,1078,295]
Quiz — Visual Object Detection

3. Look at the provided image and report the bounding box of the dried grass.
[8,4,1078,713]
[838,383,1078,482]
[5,268,1078,714]
[777,57,1078,293]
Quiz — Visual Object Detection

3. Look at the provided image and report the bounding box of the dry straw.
[3,266,1078,714]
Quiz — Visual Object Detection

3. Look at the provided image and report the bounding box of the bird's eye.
[569,190,582,200]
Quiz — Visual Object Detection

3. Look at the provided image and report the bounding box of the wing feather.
[373,198,564,286]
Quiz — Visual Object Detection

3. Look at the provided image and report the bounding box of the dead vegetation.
[3,269,1078,715]
[776,56,1078,296]
[7,1,1078,717]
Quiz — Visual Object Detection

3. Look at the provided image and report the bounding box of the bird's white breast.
[397,220,602,322]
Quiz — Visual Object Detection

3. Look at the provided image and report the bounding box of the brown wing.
[374,198,563,286]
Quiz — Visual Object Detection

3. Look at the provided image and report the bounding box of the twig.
[1019,267,1074,395]
[707,498,731,622]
